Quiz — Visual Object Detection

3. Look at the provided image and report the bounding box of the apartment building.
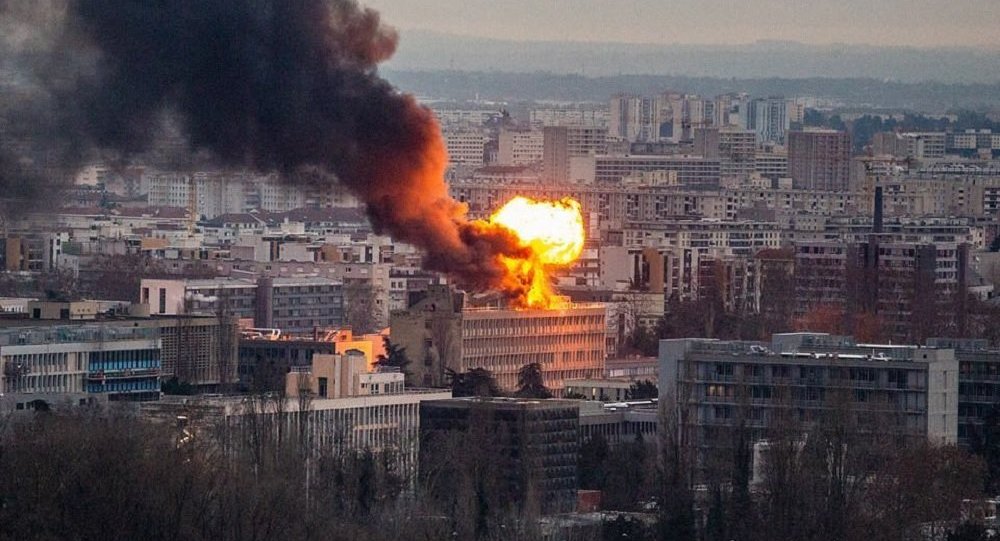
[594,155,721,186]
[141,276,345,333]
[788,129,852,191]
[497,127,544,165]
[659,333,959,478]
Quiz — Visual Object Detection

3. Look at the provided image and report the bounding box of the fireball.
[488,196,585,309]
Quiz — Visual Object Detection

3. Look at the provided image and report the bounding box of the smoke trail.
[0,0,529,296]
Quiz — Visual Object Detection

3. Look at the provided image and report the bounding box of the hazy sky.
[364,0,1000,48]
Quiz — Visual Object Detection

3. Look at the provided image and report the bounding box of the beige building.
[285,352,403,399]
[390,286,607,394]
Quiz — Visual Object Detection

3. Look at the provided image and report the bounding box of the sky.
[363,0,1000,49]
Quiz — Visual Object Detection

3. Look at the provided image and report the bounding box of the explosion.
[486,196,585,309]
[0,1,587,311]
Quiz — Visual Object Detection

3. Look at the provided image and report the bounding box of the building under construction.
[390,285,607,394]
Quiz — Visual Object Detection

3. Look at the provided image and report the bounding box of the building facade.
[420,397,580,515]
[788,129,852,191]
[659,333,959,479]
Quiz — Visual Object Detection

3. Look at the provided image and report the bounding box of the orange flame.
[486,196,585,309]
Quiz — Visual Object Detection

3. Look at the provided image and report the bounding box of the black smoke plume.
[0,0,529,297]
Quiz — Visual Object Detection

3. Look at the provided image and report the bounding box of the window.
[158,289,167,313]
[318,377,328,398]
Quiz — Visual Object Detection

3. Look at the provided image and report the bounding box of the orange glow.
[487,196,585,309]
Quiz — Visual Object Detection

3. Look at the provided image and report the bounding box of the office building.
[0,316,162,402]
[420,397,580,515]
[144,384,451,484]
[390,286,607,393]
[443,130,488,166]
[659,333,959,479]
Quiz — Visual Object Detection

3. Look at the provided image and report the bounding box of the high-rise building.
[543,125,608,183]
[788,129,852,191]
[746,97,790,144]
[390,285,607,392]
[420,397,580,515]
[609,94,660,143]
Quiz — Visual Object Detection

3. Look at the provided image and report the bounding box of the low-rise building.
[420,397,580,515]
[659,333,959,479]
[391,286,607,393]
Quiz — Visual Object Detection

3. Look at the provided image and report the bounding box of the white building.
[497,128,544,165]
[443,130,488,166]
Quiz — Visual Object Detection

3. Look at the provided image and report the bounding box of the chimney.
[873,185,884,234]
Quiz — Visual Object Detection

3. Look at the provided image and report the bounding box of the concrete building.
[694,127,757,181]
[141,276,345,334]
[873,132,947,161]
[443,130,488,166]
[594,155,721,186]
[153,315,238,389]
[144,386,451,484]
[926,338,1000,447]
[390,286,607,393]
[745,97,790,144]
[609,94,656,143]
[0,318,162,402]
[543,125,608,183]
[530,107,608,128]
[788,129,852,191]
[578,399,658,446]
[794,238,971,342]
[659,333,960,479]
[498,127,544,165]
[285,352,404,399]
[754,148,789,180]
[419,397,580,515]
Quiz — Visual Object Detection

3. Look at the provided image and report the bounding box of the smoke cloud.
[0,0,530,298]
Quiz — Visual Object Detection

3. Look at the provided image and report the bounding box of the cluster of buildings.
[3,88,1000,525]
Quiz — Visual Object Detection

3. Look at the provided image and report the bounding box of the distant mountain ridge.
[382,70,1000,112]
[384,30,1000,84]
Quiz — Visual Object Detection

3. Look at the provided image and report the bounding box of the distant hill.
[382,70,1000,112]
[384,31,1000,85]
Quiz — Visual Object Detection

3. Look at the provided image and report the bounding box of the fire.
[487,196,585,309]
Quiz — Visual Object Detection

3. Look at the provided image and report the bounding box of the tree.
[375,337,410,376]
[970,405,1000,494]
[446,368,502,398]
[578,433,609,490]
[514,363,551,399]
[949,522,995,541]
[626,380,658,400]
